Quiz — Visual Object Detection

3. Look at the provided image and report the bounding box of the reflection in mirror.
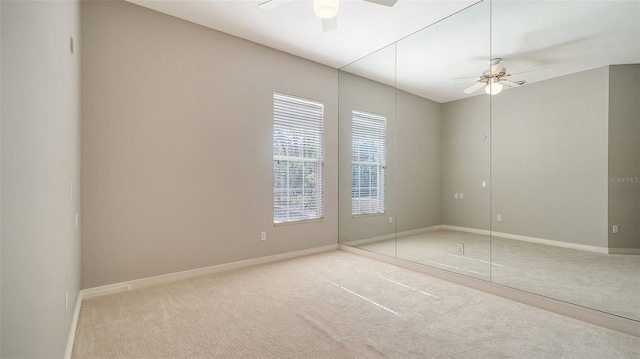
[338,0,639,322]
[393,0,491,280]
[338,44,396,257]
[489,0,640,321]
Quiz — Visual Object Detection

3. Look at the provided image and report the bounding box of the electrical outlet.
[457,243,464,255]
[459,193,464,199]
[388,216,393,223]
[497,215,502,221]
[482,181,487,188]
[613,225,619,234]
[261,232,267,241]
[454,193,459,199]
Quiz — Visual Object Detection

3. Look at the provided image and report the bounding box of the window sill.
[352,213,386,219]
[274,218,325,226]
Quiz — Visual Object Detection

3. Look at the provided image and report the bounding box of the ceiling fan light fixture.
[314,0,340,19]
[485,81,503,95]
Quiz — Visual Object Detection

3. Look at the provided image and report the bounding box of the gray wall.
[338,71,442,243]
[438,67,612,248]
[490,67,609,247]
[608,64,640,250]
[1,2,3,352]
[396,91,442,232]
[441,95,491,230]
[1,0,82,357]
[338,71,396,243]
[81,0,339,289]
[343,65,614,250]
[344,63,632,251]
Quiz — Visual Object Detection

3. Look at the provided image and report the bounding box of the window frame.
[351,109,387,217]
[272,92,325,225]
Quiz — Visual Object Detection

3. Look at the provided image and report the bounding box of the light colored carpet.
[72,250,640,358]
[355,229,640,321]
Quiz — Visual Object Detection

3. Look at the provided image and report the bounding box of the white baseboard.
[608,248,640,255]
[341,233,396,247]
[441,225,490,236]
[491,230,609,254]
[346,224,618,254]
[348,225,638,254]
[81,244,339,300]
[442,225,610,254]
[341,225,443,247]
[399,225,444,237]
[64,291,83,359]
[67,244,337,355]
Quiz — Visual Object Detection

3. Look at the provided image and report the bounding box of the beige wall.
[608,64,640,250]
[0,0,3,351]
[489,67,609,247]
[441,95,491,230]
[338,71,396,243]
[441,67,611,247]
[342,65,615,249]
[396,90,442,232]
[337,71,442,243]
[81,0,339,288]
[1,0,81,357]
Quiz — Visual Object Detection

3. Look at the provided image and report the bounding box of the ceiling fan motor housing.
[481,67,506,83]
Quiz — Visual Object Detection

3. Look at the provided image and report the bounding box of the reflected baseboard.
[342,224,634,255]
[441,225,490,236]
[341,225,443,247]
[339,243,640,337]
[442,225,611,254]
[609,248,640,255]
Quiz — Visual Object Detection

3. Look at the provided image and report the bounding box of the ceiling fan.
[450,58,538,95]
[259,0,398,31]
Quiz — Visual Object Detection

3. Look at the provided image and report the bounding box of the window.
[273,93,324,224]
[352,110,386,216]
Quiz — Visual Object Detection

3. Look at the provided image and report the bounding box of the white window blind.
[352,110,386,216]
[273,93,324,224]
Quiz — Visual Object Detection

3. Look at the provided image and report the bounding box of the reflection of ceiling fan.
[450,58,539,95]
[259,0,398,31]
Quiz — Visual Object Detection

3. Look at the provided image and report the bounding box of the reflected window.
[352,110,386,216]
[273,93,324,224]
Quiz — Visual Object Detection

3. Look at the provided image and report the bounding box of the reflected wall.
[489,0,639,321]
[339,44,397,256]
[395,0,491,280]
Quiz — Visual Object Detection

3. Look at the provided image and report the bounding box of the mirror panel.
[339,44,397,257]
[394,0,492,280]
[490,0,640,320]
[338,0,639,322]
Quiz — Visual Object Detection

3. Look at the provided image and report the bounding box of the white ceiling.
[128,0,640,103]
[344,0,640,102]
[126,0,478,69]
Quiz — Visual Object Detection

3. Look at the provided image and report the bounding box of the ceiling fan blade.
[463,82,486,94]
[504,67,547,77]
[450,76,481,84]
[258,0,294,10]
[502,79,522,88]
[362,0,398,6]
[322,16,338,31]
